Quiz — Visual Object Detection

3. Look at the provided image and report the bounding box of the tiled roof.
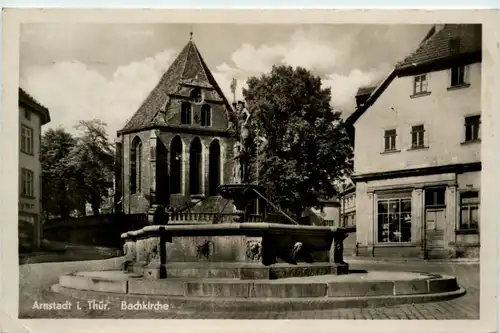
[19,88,51,124]
[356,86,377,97]
[396,24,481,70]
[346,24,482,127]
[120,40,232,133]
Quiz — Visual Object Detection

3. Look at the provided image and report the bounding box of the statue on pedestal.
[233,101,251,184]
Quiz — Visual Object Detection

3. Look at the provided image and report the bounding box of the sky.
[19,23,431,139]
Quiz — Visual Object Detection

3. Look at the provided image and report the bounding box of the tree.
[66,119,115,216]
[41,128,83,219]
[243,65,353,222]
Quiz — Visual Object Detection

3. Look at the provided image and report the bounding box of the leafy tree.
[66,119,115,216]
[41,128,83,219]
[243,65,353,222]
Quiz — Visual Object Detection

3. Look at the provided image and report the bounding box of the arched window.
[189,137,202,195]
[201,104,211,127]
[170,136,183,194]
[208,140,221,195]
[130,136,142,194]
[181,102,192,125]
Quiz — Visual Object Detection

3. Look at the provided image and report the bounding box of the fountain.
[51,101,465,313]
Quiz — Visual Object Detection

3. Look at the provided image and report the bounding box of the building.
[18,88,51,251]
[115,36,235,215]
[346,24,481,259]
[339,183,356,228]
[308,198,341,226]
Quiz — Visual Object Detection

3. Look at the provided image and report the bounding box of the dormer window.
[190,87,203,104]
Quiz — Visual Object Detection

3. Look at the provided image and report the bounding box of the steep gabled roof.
[19,88,51,125]
[119,40,232,133]
[346,24,482,127]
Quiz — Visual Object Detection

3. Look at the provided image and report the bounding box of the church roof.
[119,39,232,133]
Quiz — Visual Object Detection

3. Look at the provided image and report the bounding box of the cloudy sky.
[20,23,431,139]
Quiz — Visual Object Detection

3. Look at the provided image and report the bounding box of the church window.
[181,102,192,125]
[170,136,183,194]
[130,137,142,194]
[189,137,202,195]
[201,104,211,126]
[208,139,221,195]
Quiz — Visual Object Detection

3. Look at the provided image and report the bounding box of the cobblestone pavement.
[19,260,480,320]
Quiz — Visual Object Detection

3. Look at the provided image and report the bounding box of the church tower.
[115,35,235,214]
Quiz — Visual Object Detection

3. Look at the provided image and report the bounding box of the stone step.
[58,269,460,299]
[53,272,465,311]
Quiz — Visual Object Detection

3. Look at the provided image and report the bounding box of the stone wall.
[43,213,148,248]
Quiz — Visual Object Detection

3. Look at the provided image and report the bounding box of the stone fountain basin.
[121,222,355,238]
[120,223,355,265]
[53,268,464,311]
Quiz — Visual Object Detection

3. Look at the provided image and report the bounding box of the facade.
[18,88,51,251]
[115,37,235,215]
[346,24,481,259]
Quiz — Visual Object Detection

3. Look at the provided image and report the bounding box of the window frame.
[181,102,192,125]
[464,115,481,142]
[413,74,428,95]
[450,65,466,87]
[376,196,412,244]
[384,129,397,152]
[411,124,426,149]
[459,191,480,231]
[201,104,212,127]
[21,124,34,155]
[21,168,34,198]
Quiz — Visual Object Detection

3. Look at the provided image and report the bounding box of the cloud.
[21,25,428,139]
[213,27,391,112]
[322,63,392,115]
[20,49,176,139]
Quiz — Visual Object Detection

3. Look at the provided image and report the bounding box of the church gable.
[120,38,233,134]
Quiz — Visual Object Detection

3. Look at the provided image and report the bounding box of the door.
[425,209,446,249]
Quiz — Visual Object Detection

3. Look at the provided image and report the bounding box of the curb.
[345,257,480,265]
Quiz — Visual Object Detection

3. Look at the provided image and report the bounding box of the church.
[114,35,236,215]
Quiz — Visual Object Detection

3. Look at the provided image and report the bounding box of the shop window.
[377,197,412,243]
